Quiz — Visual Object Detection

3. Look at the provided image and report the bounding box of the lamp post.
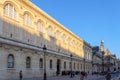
[70,54,73,78]
[43,45,47,80]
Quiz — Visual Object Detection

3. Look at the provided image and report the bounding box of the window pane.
[39,58,43,68]
[8,54,14,68]
[4,4,17,19]
[26,57,31,68]
[48,27,52,36]
[50,60,52,69]
[24,14,32,26]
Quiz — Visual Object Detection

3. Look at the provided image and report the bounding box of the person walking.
[19,70,23,80]
[105,72,111,80]
[80,71,85,80]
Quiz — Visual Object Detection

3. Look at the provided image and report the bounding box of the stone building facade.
[0,0,88,79]
[83,41,92,73]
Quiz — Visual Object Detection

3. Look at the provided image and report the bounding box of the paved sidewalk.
[12,74,105,80]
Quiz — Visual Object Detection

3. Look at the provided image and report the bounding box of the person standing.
[19,70,23,80]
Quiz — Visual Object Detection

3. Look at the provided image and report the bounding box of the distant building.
[83,41,92,73]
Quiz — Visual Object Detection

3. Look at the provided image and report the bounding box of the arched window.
[26,57,31,68]
[72,40,75,47]
[7,54,14,68]
[50,59,52,69]
[69,62,71,69]
[24,13,32,26]
[67,38,71,45]
[77,63,79,69]
[4,3,17,19]
[74,62,75,69]
[55,31,60,39]
[48,26,52,36]
[64,62,66,69]
[62,34,66,42]
[39,58,43,68]
[38,21,44,32]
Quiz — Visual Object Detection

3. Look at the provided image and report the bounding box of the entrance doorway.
[56,59,61,76]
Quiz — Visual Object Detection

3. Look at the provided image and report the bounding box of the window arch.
[64,61,66,69]
[55,31,60,39]
[39,58,43,68]
[24,13,32,26]
[50,59,53,69]
[74,62,75,69]
[62,34,66,42]
[72,40,75,47]
[7,54,14,68]
[26,57,31,68]
[4,3,17,19]
[67,38,71,45]
[48,26,52,36]
[37,21,44,33]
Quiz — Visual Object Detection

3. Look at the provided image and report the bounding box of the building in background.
[83,41,92,74]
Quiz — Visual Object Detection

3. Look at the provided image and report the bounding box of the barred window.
[26,57,31,68]
[39,58,43,68]
[4,4,17,19]
[24,13,32,26]
[7,54,14,68]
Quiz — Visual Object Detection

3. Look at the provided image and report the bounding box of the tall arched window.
[24,13,32,26]
[74,62,75,69]
[48,26,52,36]
[7,54,14,68]
[55,31,60,39]
[72,41,75,47]
[64,62,66,69]
[69,62,71,69]
[38,21,44,32]
[67,38,71,45]
[62,34,66,42]
[26,57,31,68]
[50,59,53,69]
[39,58,43,68]
[4,3,17,19]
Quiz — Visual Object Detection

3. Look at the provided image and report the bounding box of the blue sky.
[31,0,120,58]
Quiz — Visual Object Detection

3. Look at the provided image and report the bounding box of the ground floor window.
[7,54,14,68]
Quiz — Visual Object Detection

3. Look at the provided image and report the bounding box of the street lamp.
[70,54,73,78]
[43,45,47,80]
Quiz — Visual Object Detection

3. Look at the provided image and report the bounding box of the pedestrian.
[80,71,84,80]
[19,70,23,80]
[105,72,111,80]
